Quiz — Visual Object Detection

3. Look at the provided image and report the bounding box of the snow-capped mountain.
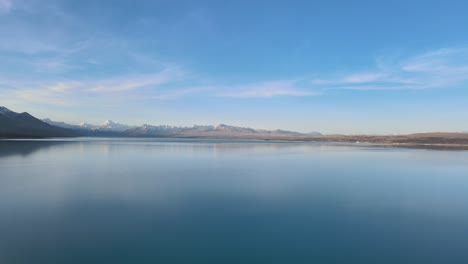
[42,119,134,132]
[78,122,99,130]
[42,118,98,130]
[126,123,321,138]
[41,116,321,138]
[42,118,81,130]
[215,124,256,133]
[98,120,135,132]
[127,124,214,137]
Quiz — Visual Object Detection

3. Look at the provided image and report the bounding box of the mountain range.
[0,106,321,138]
[42,118,135,131]
[124,123,322,138]
[4,106,468,148]
[42,117,322,138]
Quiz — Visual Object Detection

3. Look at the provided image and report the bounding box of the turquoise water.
[1,138,468,263]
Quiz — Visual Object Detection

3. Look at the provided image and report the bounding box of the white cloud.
[0,75,320,109]
[87,68,185,93]
[146,87,208,100]
[3,44,468,111]
[0,67,190,107]
[217,80,318,98]
[312,48,468,91]
[342,73,385,84]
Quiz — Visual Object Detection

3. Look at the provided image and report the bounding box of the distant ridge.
[42,116,321,138]
[7,106,468,147]
[98,120,135,132]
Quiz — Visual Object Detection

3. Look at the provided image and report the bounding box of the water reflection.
[0,140,74,157]
[1,139,468,263]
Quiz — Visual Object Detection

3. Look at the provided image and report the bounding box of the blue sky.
[1,0,468,134]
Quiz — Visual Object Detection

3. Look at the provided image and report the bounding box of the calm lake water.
[1,138,468,263]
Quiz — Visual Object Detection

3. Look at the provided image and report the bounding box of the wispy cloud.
[87,68,185,93]
[311,48,468,91]
[217,80,318,98]
[3,82,80,106]
[145,87,208,100]
[2,45,468,111]
[0,67,191,107]
[342,73,385,84]
[0,76,322,112]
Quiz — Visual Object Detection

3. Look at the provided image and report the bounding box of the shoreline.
[2,136,468,150]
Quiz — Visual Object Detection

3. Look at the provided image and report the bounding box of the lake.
[1,138,468,263]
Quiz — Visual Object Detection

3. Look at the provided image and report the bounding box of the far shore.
[2,132,468,150]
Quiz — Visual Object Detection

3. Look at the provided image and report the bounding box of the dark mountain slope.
[0,106,79,138]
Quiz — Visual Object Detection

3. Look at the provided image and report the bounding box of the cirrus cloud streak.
[311,48,468,91]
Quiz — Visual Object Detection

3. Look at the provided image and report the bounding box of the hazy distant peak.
[98,120,134,132]
[39,112,322,138]
[100,120,115,126]
[43,118,82,130]
[215,124,257,133]
[306,131,323,136]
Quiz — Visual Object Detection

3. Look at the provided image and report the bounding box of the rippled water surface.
[1,138,468,263]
